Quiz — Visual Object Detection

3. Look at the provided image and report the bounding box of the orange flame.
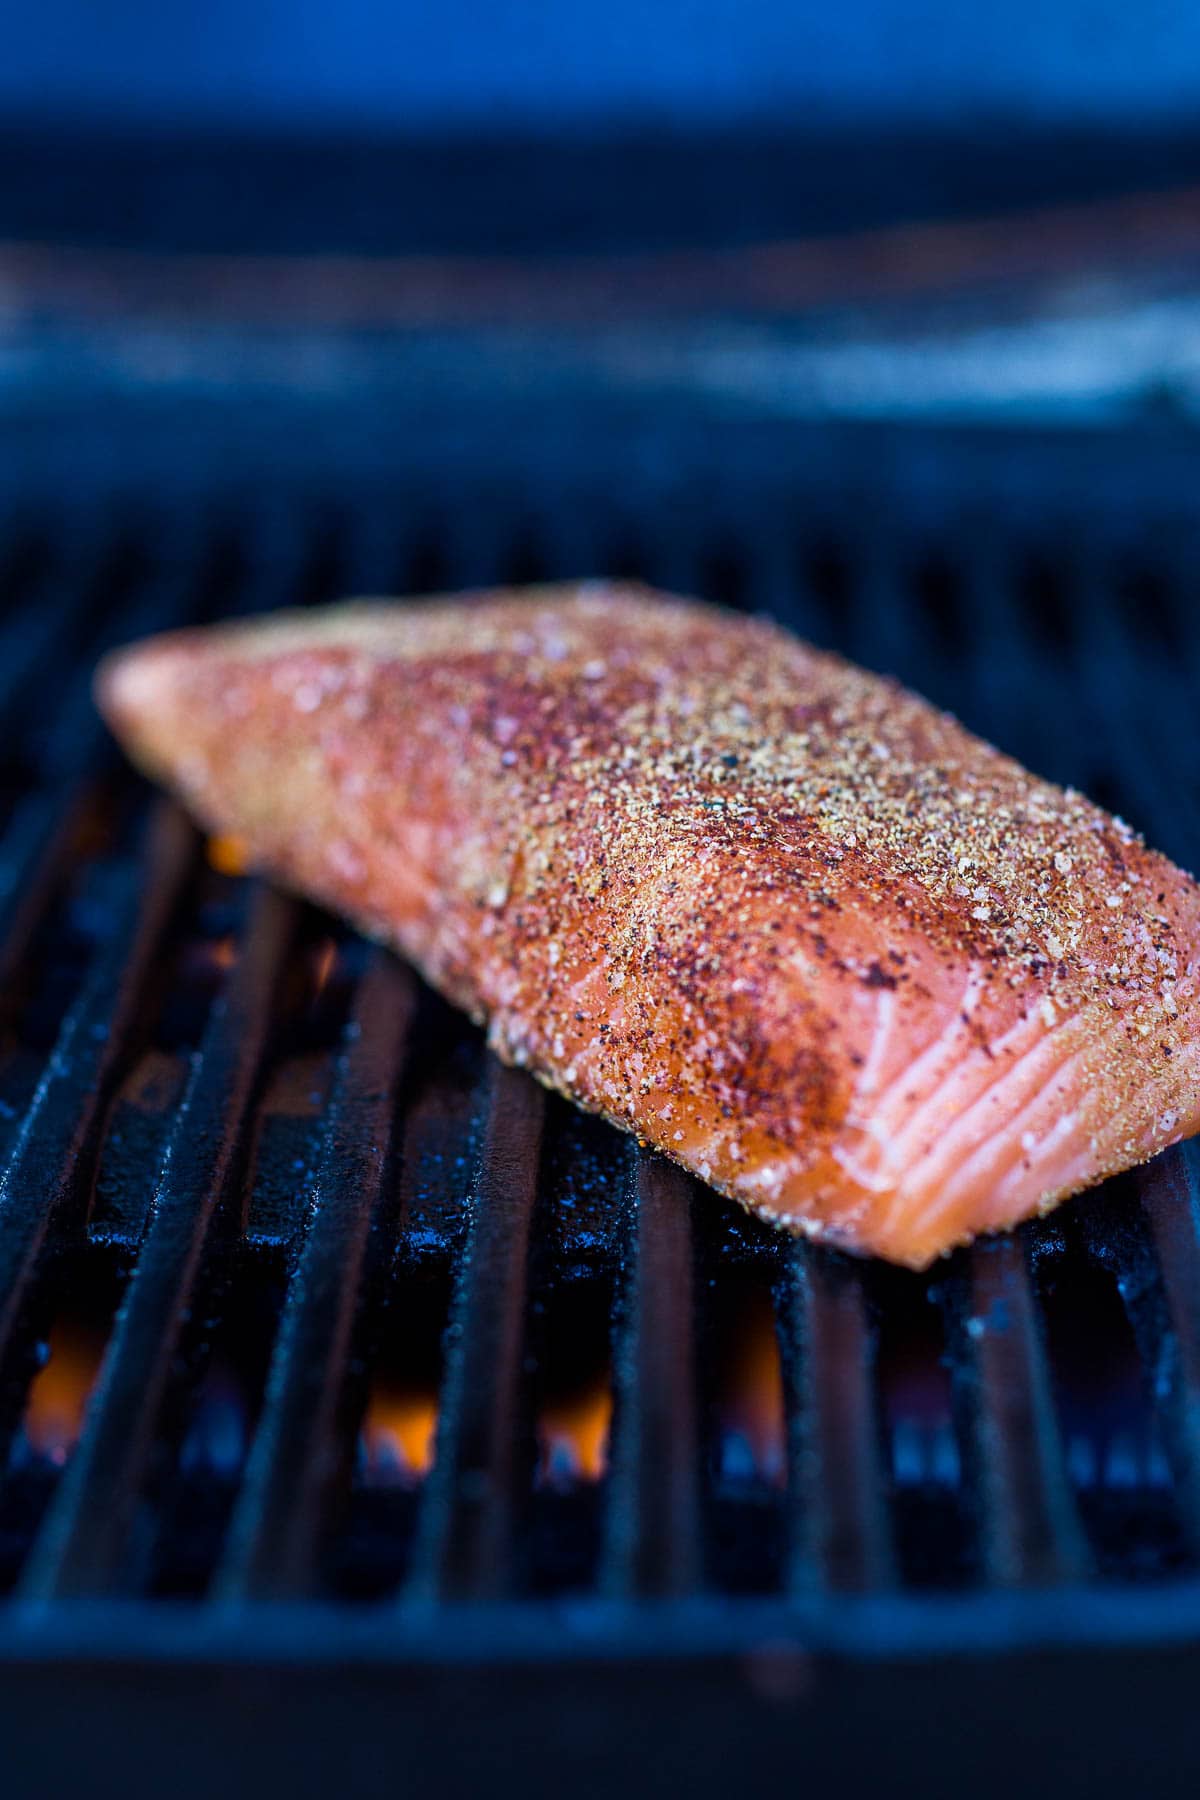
[207,834,251,877]
[719,1292,786,1486]
[538,1375,613,1487]
[22,1320,107,1465]
[362,1387,439,1484]
[209,935,237,971]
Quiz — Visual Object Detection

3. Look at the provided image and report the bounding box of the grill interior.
[2,460,1199,1635]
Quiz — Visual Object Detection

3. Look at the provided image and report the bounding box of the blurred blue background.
[6,0,1200,452]
[3,0,1200,130]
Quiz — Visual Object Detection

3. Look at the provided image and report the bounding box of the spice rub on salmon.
[96,583,1200,1268]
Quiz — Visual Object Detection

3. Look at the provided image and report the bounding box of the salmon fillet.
[95,583,1200,1268]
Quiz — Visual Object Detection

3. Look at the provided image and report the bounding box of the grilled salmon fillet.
[95,583,1200,1268]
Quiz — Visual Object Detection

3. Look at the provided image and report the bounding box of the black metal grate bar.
[218,953,415,1599]
[0,786,95,999]
[406,1063,543,1602]
[602,1156,701,1599]
[0,565,91,731]
[857,527,940,689]
[779,1250,895,1591]
[1122,1152,1200,1549]
[19,884,296,1599]
[0,802,195,1366]
[958,1236,1090,1584]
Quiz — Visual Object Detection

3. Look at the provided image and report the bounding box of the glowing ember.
[718,1292,786,1487]
[311,938,338,1000]
[21,1320,107,1466]
[361,1387,439,1485]
[207,834,251,877]
[537,1375,612,1488]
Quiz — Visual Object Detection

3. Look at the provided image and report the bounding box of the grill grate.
[2,465,1200,1763]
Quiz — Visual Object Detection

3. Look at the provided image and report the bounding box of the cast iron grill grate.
[1,476,1200,1642]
